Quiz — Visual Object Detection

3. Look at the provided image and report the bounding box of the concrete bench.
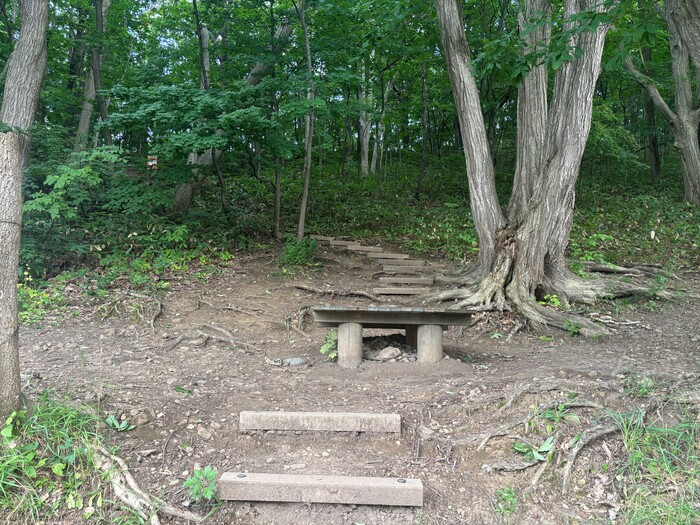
[313,306,473,368]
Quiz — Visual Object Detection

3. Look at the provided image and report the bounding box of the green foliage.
[612,409,699,524]
[564,319,582,337]
[538,294,562,308]
[320,330,338,361]
[278,236,318,267]
[0,394,103,521]
[16,272,66,325]
[104,415,135,433]
[494,487,519,516]
[513,436,555,462]
[183,465,219,502]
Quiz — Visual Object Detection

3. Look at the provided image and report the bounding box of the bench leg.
[405,325,417,348]
[417,325,442,363]
[338,322,363,368]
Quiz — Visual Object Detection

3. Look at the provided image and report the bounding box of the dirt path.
[19,243,700,524]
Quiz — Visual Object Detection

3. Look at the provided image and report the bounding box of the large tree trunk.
[666,0,700,70]
[0,0,48,420]
[434,0,615,335]
[625,7,700,206]
[436,0,504,277]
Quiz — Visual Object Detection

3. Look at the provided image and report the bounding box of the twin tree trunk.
[0,0,48,420]
[435,0,612,335]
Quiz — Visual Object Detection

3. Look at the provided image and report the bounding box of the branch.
[624,56,678,125]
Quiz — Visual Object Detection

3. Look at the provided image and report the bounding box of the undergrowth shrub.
[278,236,318,267]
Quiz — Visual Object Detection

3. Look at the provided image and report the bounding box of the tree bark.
[358,67,372,177]
[0,0,48,420]
[666,0,700,70]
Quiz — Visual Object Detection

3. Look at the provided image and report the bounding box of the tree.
[625,2,700,206]
[0,0,48,420]
[433,0,642,335]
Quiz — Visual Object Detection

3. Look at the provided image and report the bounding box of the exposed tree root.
[560,422,618,494]
[95,293,162,331]
[293,284,386,302]
[197,323,253,349]
[94,446,203,524]
[482,459,538,473]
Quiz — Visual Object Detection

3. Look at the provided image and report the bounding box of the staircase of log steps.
[310,235,434,297]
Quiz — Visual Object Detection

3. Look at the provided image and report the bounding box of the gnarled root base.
[425,257,665,337]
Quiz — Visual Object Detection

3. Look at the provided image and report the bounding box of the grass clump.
[0,393,103,521]
[612,408,699,524]
[277,235,319,267]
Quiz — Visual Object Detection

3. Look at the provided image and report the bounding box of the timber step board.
[374,259,425,267]
[310,235,334,242]
[373,287,431,295]
[383,265,430,273]
[366,252,409,260]
[378,277,434,285]
[330,240,360,247]
[239,411,401,433]
[218,472,423,507]
[348,245,384,253]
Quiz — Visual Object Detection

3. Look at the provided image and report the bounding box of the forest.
[0,0,699,523]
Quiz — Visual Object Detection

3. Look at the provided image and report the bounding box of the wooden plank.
[378,277,434,285]
[383,265,429,273]
[348,245,384,253]
[310,235,334,242]
[373,287,431,295]
[239,411,401,433]
[313,306,473,327]
[218,472,423,507]
[366,252,409,259]
[330,240,360,247]
[374,259,425,266]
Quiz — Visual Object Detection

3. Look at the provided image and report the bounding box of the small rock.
[376,347,401,360]
[281,357,307,367]
[418,425,435,439]
[691,334,700,343]
[577,479,586,487]
[197,427,212,439]
[140,449,158,457]
[131,413,150,426]
[284,463,306,470]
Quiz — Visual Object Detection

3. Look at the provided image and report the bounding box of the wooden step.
[310,235,334,243]
[373,287,431,295]
[239,411,401,433]
[374,259,425,266]
[348,245,384,253]
[366,253,409,260]
[218,472,423,507]
[383,266,430,273]
[378,277,434,285]
[330,240,360,247]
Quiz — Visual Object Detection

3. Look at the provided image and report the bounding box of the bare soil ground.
[19,242,700,524]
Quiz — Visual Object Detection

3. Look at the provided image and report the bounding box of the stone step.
[366,253,409,260]
[374,259,425,267]
[218,472,423,507]
[373,287,431,295]
[330,240,360,247]
[378,277,434,285]
[382,266,430,273]
[348,245,384,253]
[239,411,401,433]
[310,235,334,243]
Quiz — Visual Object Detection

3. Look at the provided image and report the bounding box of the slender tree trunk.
[295,0,314,240]
[643,46,662,180]
[416,62,428,199]
[75,0,111,148]
[0,0,48,420]
[358,64,372,176]
[625,6,700,206]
